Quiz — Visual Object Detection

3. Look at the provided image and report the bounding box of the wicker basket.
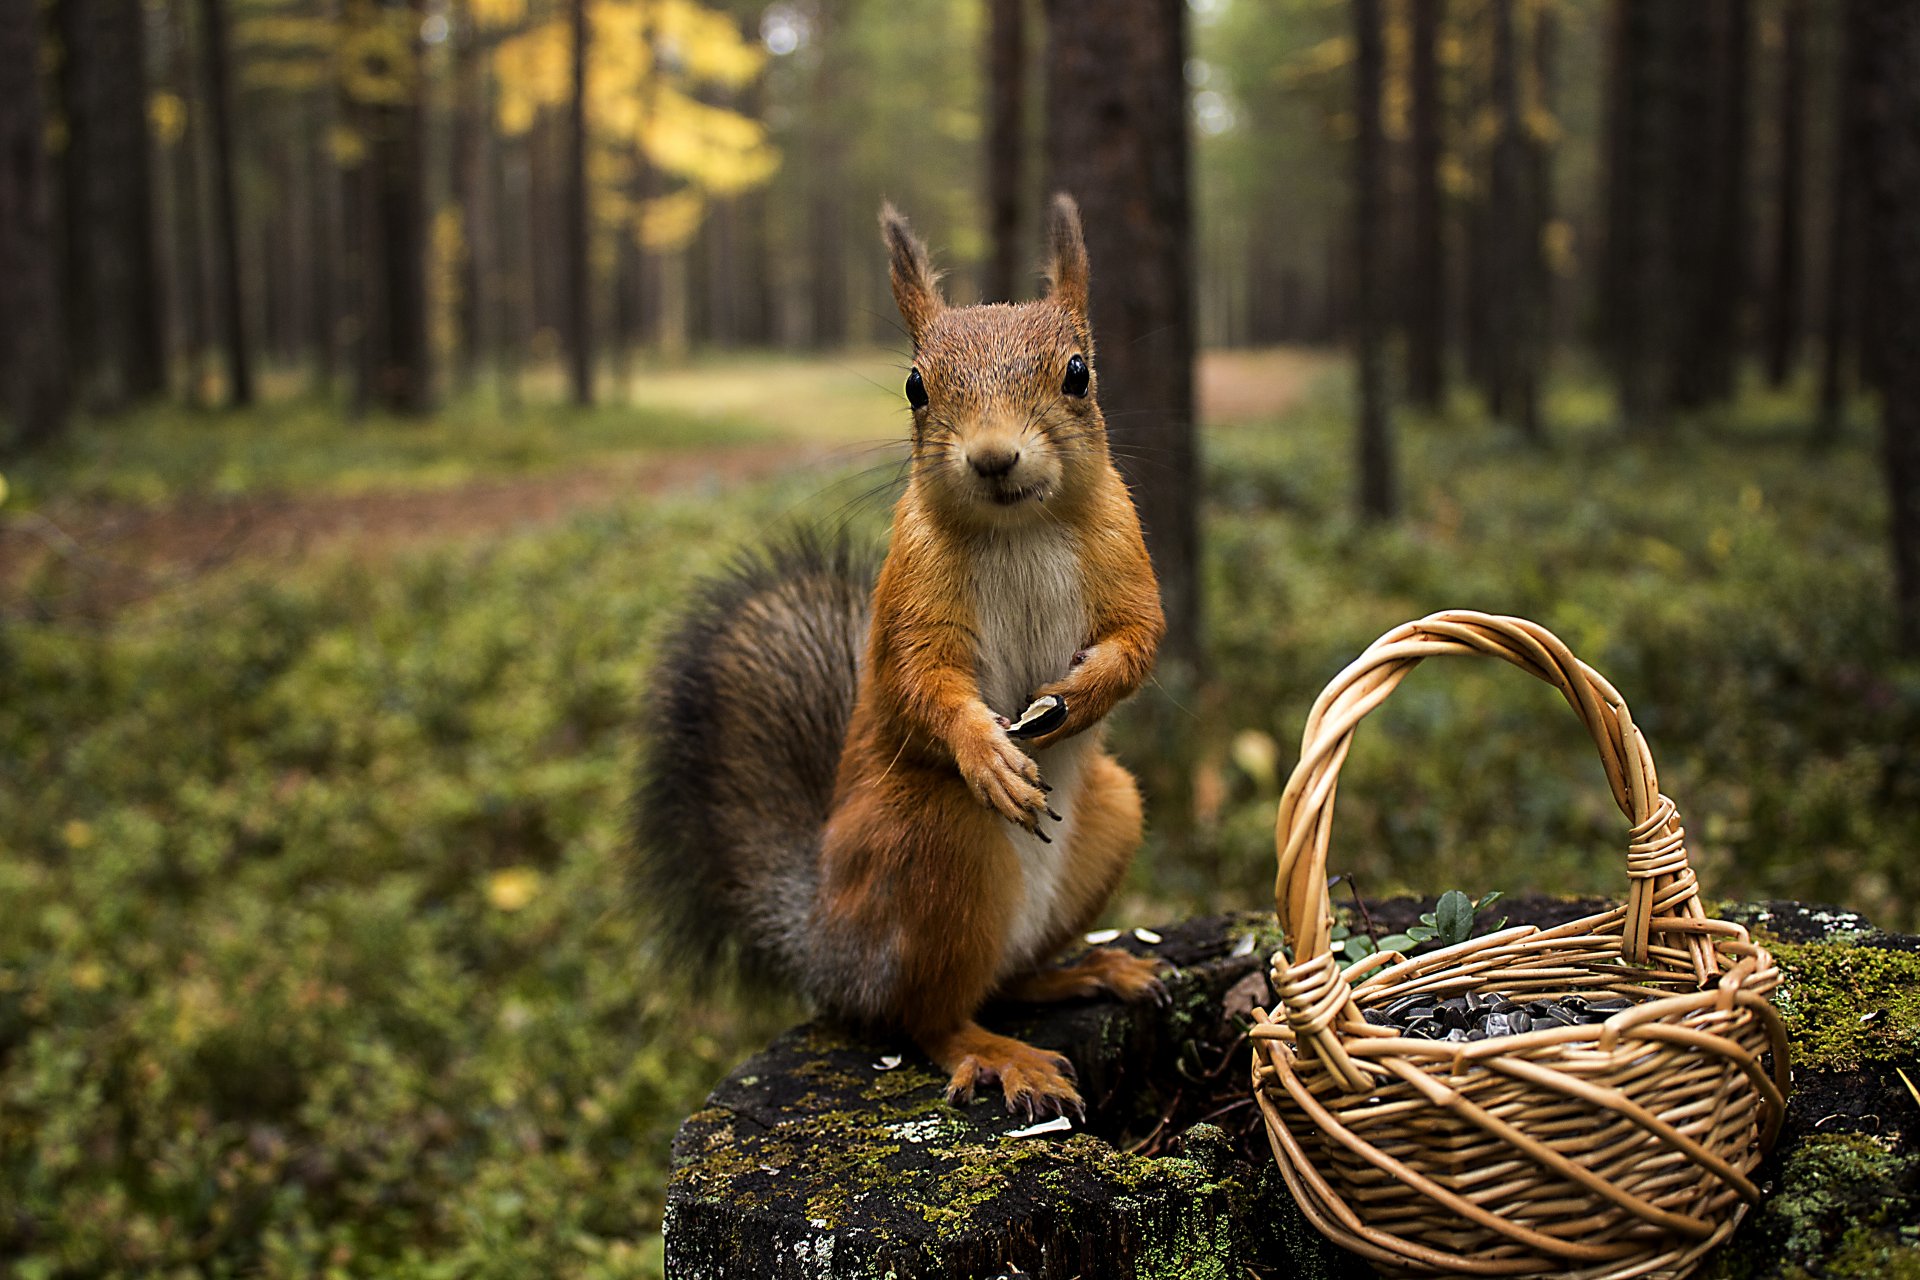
[1249,611,1790,1279]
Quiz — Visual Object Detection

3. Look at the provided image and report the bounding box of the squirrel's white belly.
[969,529,1091,978]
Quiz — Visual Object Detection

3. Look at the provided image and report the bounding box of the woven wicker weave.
[1250,611,1790,1278]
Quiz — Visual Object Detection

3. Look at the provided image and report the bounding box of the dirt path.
[2,349,1329,618]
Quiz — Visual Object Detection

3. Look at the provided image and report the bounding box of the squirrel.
[634,194,1166,1119]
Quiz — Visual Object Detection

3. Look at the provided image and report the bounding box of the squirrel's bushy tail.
[632,532,874,988]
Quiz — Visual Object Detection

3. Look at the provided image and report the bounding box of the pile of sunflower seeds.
[1361,991,1639,1041]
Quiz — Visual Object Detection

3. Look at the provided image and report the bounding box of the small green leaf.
[1345,935,1378,959]
[1377,933,1418,954]
[1407,924,1438,942]
[1475,890,1504,912]
[1434,890,1475,946]
[1418,912,1438,929]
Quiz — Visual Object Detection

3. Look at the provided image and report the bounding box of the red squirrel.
[636,195,1166,1118]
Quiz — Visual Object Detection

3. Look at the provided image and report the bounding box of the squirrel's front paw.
[958,723,1047,831]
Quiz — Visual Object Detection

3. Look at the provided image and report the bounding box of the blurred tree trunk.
[804,4,846,348]
[1487,0,1540,440]
[353,0,431,415]
[985,0,1026,303]
[450,0,487,393]
[59,0,169,408]
[1603,0,1670,434]
[1405,0,1445,411]
[1352,0,1395,518]
[1044,0,1200,671]
[1530,0,1559,359]
[565,0,592,404]
[196,0,252,406]
[1856,0,1920,651]
[1700,0,1754,404]
[1765,0,1808,388]
[1816,0,1867,446]
[0,0,68,446]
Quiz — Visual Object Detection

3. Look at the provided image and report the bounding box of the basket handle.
[1271,611,1713,1090]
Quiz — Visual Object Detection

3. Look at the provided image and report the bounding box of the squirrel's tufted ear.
[879,203,944,347]
[1044,193,1090,324]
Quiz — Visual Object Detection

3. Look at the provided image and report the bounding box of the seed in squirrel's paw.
[1006,695,1068,739]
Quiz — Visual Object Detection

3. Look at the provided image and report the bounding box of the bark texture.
[1352,0,1395,518]
[0,0,67,446]
[1043,0,1200,670]
[1858,0,1920,653]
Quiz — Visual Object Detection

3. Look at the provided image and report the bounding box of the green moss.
[1701,1135,1920,1279]
[1764,938,1920,1071]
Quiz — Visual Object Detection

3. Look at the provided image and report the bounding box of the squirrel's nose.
[969,446,1021,479]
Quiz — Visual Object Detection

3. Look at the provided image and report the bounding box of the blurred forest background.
[4,0,1920,1275]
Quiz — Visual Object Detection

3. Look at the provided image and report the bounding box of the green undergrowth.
[2,361,1913,1275]
[1156,370,1920,932]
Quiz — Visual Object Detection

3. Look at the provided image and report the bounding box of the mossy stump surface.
[665,902,1920,1279]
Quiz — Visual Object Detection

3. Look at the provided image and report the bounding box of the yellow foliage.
[654,0,763,88]
[339,11,418,107]
[149,91,187,147]
[485,867,544,912]
[492,19,571,135]
[642,85,777,194]
[640,188,704,251]
[469,0,527,30]
[328,123,367,167]
[235,14,338,52]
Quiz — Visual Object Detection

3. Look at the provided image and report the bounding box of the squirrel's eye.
[1062,354,1090,398]
[905,369,928,410]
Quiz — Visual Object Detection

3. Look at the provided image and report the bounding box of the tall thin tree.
[1816,0,1867,445]
[1044,0,1201,670]
[565,0,592,405]
[984,0,1027,303]
[1764,0,1807,388]
[1353,0,1396,517]
[59,0,169,407]
[197,0,252,405]
[0,0,68,445]
[1405,0,1445,411]
[352,0,431,415]
[1856,0,1920,651]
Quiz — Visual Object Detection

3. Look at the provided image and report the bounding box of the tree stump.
[666,903,1920,1279]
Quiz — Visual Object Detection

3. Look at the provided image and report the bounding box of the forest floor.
[5,354,1909,1278]
[0,347,1328,617]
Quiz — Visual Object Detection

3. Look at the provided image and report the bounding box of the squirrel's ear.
[1044,193,1090,323]
[879,202,944,347]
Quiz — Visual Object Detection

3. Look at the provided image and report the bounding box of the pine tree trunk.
[1765,0,1807,388]
[1488,0,1539,439]
[1405,0,1445,411]
[1856,0,1920,653]
[0,0,68,446]
[1605,0,1670,434]
[59,0,169,408]
[1044,0,1201,671]
[566,0,592,404]
[354,0,430,415]
[985,0,1026,304]
[196,0,251,405]
[450,0,487,392]
[1816,0,1867,445]
[1352,0,1395,518]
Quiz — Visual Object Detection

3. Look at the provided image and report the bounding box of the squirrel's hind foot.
[929,1023,1084,1122]
[1002,947,1169,1007]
